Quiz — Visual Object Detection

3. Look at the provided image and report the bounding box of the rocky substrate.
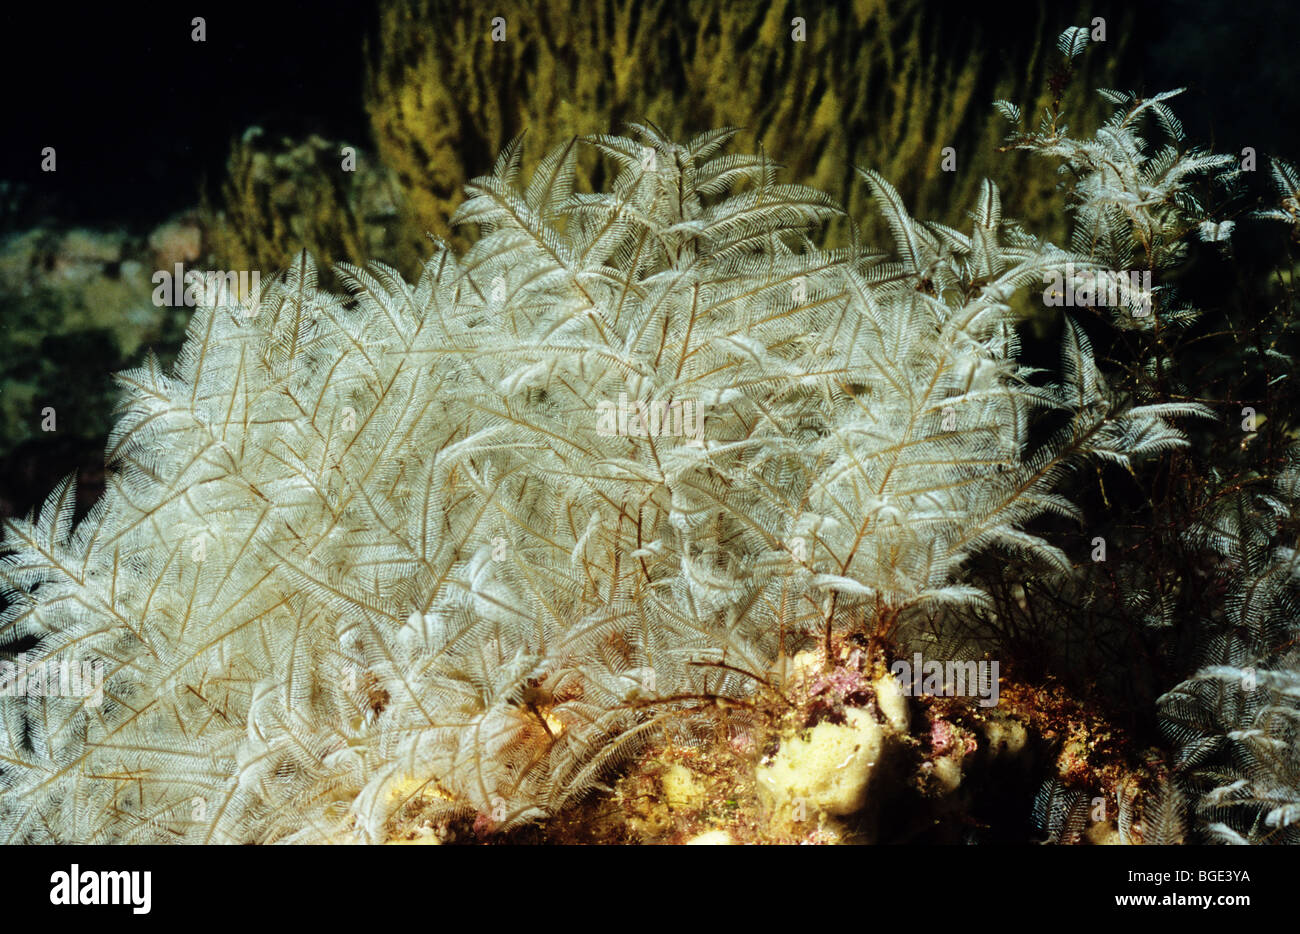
[387,638,1174,845]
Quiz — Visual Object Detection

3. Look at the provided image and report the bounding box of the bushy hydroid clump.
[0,103,1202,843]
[895,33,1243,693]
[320,0,1135,272]
[206,1,1136,283]
[202,128,407,293]
[974,30,1300,843]
[1157,451,1300,844]
[3,25,1296,843]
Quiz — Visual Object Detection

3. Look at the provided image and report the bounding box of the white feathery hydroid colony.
[0,104,1210,842]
